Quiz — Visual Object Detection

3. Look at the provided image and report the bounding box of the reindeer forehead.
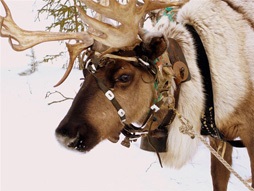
[85,53,133,70]
[85,50,157,77]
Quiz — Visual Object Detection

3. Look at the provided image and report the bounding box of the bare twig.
[45,91,74,105]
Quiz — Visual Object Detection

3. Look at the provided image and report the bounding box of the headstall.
[83,38,192,156]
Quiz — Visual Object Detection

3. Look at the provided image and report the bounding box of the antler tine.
[54,42,89,87]
[80,0,132,23]
[0,0,11,19]
[78,6,133,49]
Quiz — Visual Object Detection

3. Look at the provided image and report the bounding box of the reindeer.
[1,0,253,190]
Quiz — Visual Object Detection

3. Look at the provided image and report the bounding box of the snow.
[0,1,252,191]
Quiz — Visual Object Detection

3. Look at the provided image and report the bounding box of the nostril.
[55,120,82,138]
[55,126,73,137]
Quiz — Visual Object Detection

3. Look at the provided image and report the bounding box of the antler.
[0,0,93,86]
[0,0,93,51]
[1,0,185,86]
[78,0,183,51]
[78,0,145,50]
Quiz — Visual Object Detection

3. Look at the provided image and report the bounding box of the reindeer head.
[0,0,185,152]
[56,35,171,151]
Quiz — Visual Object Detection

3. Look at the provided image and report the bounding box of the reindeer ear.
[135,32,167,60]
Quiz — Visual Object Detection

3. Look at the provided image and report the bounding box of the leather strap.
[168,38,191,84]
[141,38,192,153]
[156,38,191,130]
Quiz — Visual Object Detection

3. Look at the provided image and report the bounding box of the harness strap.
[95,77,126,123]
[157,38,191,128]
[168,38,191,84]
[141,38,192,153]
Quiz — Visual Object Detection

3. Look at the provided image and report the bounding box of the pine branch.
[35,0,86,67]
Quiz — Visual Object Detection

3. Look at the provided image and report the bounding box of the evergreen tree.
[19,48,39,76]
[36,0,86,33]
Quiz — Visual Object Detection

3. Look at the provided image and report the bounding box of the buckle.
[105,90,115,100]
[151,104,160,112]
[118,109,125,118]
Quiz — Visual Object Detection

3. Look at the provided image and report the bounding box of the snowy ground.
[0,1,252,191]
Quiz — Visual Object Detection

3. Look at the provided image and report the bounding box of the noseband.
[83,38,191,157]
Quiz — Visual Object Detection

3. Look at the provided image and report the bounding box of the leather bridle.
[83,38,191,154]
[84,51,158,124]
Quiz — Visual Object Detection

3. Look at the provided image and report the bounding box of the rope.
[175,111,254,191]
[197,134,253,191]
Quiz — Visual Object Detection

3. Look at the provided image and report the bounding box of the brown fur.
[213,85,254,190]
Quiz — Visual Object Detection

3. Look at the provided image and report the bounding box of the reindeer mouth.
[67,133,87,152]
[55,124,101,153]
[55,132,88,152]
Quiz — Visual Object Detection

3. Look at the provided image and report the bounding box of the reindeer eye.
[117,74,132,83]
